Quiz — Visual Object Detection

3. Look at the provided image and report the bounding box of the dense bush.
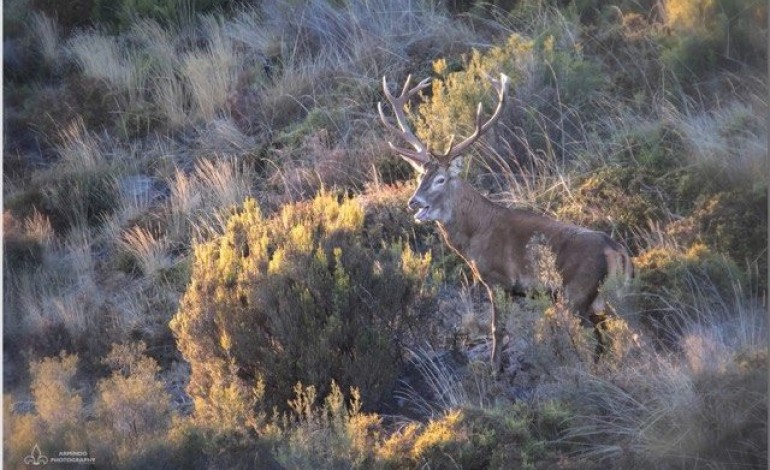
[3,353,86,468]
[633,243,745,345]
[557,165,666,249]
[375,404,572,469]
[674,188,768,271]
[3,345,193,470]
[414,34,530,154]
[661,0,767,80]
[87,342,179,468]
[171,193,433,418]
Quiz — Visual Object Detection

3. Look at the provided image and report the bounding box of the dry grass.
[119,226,172,278]
[673,98,768,185]
[548,281,768,468]
[66,30,141,94]
[56,118,105,173]
[30,12,60,65]
[10,239,100,343]
[183,16,242,122]
[23,209,55,248]
[166,157,253,244]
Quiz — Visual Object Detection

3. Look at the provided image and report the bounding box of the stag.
[378,73,634,371]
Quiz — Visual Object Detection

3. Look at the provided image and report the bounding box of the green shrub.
[4,352,89,466]
[556,122,706,251]
[684,188,767,268]
[376,404,571,469]
[666,187,767,288]
[89,342,175,468]
[270,381,381,468]
[415,34,531,152]
[29,352,84,436]
[661,0,767,80]
[536,33,604,107]
[634,243,745,345]
[556,166,666,250]
[171,193,433,419]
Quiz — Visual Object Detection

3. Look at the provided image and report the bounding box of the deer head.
[378,74,510,223]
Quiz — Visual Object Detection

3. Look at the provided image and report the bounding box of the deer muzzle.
[408,196,431,223]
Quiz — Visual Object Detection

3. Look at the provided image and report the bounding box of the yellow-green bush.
[269,381,382,468]
[557,166,666,249]
[4,345,196,470]
[376,404,571,469]
[415,34,532,152]
[29,352,84,441]
[677,188,767,273]
[634,243,744,344]
[89,342,173,466]
[536,32,604,107]
[3,353,87,469]
[661,0,767,80]
[171,193,433,418]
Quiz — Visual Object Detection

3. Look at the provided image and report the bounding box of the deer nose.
[408,197,423,211]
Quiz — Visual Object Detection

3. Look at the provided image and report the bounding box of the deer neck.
[436,180,499,253]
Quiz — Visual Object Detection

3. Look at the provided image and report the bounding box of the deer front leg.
[591,315,609,362]
[485,283,505,375]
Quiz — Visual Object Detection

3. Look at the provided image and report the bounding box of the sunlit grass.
[119,226,172,278]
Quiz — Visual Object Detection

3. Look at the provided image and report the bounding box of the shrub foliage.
[171,193,432,417]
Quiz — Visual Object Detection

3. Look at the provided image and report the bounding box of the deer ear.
[448,156,465,177]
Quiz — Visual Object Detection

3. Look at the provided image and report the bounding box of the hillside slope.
[3,0,767,468]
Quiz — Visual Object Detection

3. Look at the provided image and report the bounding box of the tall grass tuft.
[30,12,60,65]
[558,279,768,468]
[119,226,172,278]
[183,16,242,122]
[67,30,141,98]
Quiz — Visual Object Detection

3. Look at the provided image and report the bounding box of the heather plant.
[3,353,87,467]
[375,404,571,469]
[633,242,745,346]
[661,0,767,80]
[414,34,532,154]
[89,342,175,467]
[270,381,381,468]
[171,193,432,419]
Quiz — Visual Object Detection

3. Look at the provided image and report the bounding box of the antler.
[378,75,432,169]
[379,73,511,168]
[435,73,510,164]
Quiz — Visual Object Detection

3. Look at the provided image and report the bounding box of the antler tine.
[437,73,510,163]
[379,75,433,167]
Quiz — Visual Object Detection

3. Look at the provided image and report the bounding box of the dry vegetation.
[3,0,767,468]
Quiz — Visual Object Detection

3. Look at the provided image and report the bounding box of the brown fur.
[410,163,634,370]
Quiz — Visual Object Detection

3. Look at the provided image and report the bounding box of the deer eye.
[434,176,446,186]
